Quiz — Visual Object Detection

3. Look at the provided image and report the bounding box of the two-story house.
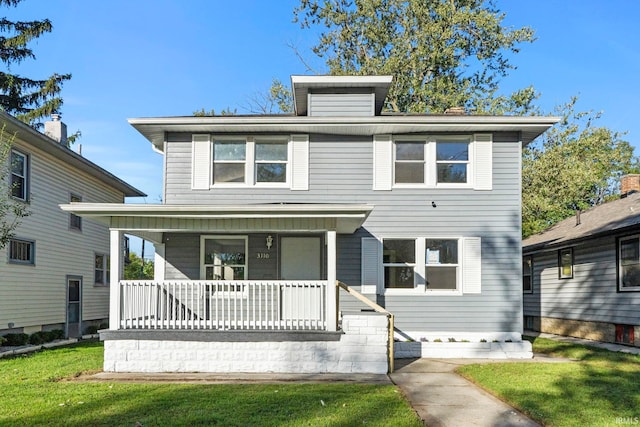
[0,112,144,339]
[63,75,557,373]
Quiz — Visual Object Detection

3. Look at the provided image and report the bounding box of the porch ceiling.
[59,203,374,234]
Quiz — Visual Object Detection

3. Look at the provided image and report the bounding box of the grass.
[0,342,422,427]
[458,337,640,427]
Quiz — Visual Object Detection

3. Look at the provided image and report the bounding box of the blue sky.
[7,0,640,253]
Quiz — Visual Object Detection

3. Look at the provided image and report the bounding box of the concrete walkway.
[390,358,546,427]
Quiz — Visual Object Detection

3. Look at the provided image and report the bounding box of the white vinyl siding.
[308,93,374,117]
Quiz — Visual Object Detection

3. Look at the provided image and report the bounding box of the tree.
[522,97,639,237]
[124,252,154,280]
[0,124,29,249]
[0,0,71,128]
[193,107,237,116]
[267,0,537,114]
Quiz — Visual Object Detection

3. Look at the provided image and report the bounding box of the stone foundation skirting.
[394,340,532,359]
[102,313,390,374]
[535,316,640,347]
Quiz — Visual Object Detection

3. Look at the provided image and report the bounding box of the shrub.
[84,325,98,335]
[433,338,442,342]
[4,333,29,346]
[0,335,6,346]
[50,329,64,340]
[98,322,108,330]
[448,338,456,342]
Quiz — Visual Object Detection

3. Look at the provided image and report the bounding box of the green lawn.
[0,342,422,427]
[458,337,640,427]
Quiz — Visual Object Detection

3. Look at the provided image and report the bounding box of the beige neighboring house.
[0,112,144,338]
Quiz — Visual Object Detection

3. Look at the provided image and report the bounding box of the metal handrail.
[337,281,395,373]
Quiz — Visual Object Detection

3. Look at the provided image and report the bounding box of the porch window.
[95,253,110,285]
[10,149,28,201]
[425,239,459,290]
[201,236,247,280]
[558,247,573,279]
[383,239,415,288]
[523,256,533,293]
[8,238,34,265]
[619,236,640,291]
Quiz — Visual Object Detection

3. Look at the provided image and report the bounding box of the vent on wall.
[615,324,634,345]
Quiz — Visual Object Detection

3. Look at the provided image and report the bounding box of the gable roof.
[1,111,145,197]
[523,193,640,252]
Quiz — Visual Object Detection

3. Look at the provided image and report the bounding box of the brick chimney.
[444,106,466,115]
[621,174,640,198]
[44,114,68,147]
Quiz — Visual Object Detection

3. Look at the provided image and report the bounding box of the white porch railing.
[119,280,328,331]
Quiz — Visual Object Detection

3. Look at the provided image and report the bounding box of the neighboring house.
[523,175,640,347]
[63,75,557,373]
[0,112,145,339]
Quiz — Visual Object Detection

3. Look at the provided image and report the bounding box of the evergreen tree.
[0,0,71,127]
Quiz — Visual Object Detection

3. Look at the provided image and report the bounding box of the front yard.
[0,342,422,426]
[458,337,640,427]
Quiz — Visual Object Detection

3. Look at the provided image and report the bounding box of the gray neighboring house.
[63,75,557,373]
[0,112,145,339]
[523,174,640,347]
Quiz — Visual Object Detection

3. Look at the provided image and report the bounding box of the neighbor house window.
[619,236,640,291]
[558,248,573,279]
[95,254,110,285]
[10,149,28,201]
[8,238,34,265]
[201,236,248,280]
[212,137,289,186]
[523,256,533,293]
[69,194,82,231]
[383,239,415,288]
[392,137,471,186]
[425,239,459,290]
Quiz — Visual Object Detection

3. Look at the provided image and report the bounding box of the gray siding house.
[0,112,144,338]
[64,75,557,373]
[523,175,640,347]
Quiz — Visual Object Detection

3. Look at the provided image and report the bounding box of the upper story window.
[69,194,82,231]
[619,236,640,292]
[373,133,492,191]
[10,149,28,201]
[211,137,290,186]
[193,134,309,191]
[393,137,471,187]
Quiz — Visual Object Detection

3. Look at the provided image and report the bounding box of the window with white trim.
[201,236,248,280]
[379,237,477,294]
[95,254,110,285]
[392,137,471,186]
[619,236,640,291]
[212,137,289,186]
[10,149,28,201]
[373,133,492,191]
[425,239,459,290]
[8,238,34,265]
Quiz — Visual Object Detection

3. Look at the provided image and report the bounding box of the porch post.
[326,230,337,331]
[109,230,123,330]
[154,243,166,281]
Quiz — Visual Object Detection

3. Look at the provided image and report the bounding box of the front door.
[280,236,322,279]
[66,276,82,338]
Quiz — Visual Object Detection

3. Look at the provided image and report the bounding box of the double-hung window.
[619,236,640,291]
[379,237,477,294]
[436,141,469,184]
[558,248,573,279]
[69,194,82,231]
[8,238,35,265]
[10,149,28,201]
[95,254,110,285]
[211,137,290,186]
[394,142,425,184]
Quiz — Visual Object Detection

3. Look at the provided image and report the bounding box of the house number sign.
[256,252,270,259]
